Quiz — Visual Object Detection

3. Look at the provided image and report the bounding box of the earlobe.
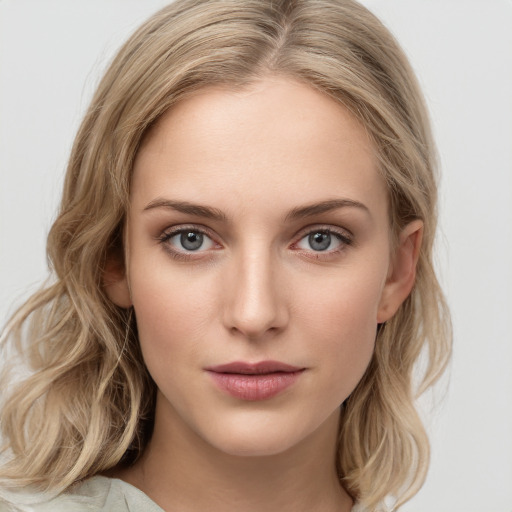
[377,219,423,323]
[103,256,132,308]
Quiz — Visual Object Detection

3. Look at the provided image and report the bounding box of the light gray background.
[1,1,511,510]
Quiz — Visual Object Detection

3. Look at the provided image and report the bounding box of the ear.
[377,219,423,323]
[103,252,132,309]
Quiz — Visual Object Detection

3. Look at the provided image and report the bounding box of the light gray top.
[0,475,371,511]
[0,476,164,512]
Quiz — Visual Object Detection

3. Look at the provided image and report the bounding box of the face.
[108,76,420,458]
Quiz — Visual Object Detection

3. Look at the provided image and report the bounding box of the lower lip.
[207,370,304,401]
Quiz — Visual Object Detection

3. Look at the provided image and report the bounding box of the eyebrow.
[143,198,227,221]
[143,197,369,222]
[284,198,370,221]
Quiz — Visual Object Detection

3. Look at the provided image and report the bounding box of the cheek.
[128,259,220,368]
[297,268,384,390]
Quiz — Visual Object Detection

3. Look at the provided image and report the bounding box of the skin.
[106,76,422,512]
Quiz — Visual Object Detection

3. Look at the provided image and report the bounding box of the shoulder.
[0,476,164,512]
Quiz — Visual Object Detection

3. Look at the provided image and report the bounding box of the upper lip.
[205,361,303,375]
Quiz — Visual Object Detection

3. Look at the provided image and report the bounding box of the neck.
[113,399,353,512]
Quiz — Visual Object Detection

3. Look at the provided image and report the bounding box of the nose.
[222,248,289,340]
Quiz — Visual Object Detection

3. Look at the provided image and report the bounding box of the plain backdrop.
[1,1,511,510]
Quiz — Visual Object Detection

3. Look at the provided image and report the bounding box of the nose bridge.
[224,241,287,339]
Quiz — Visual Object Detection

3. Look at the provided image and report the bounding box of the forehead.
[131,76,386,218]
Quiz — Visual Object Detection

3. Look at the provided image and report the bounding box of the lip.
[205,360,305,401]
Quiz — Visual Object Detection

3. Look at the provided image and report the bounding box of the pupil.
[309,232,330,251]
[181,231,203,251]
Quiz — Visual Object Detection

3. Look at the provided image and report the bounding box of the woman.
[0,0,451,510]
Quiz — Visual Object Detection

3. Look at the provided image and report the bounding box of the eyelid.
[159,224,220,243]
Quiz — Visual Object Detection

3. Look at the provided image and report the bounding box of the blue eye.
[165,229,216,252]
[308,231,332,251]
[295,229,350,252]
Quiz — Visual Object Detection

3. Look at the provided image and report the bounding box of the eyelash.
[157,224,353,261]
[291,226,353,260]
[157,225,219,261]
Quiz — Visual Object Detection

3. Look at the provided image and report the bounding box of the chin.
[197,407,338,459]
[208,428,302,458]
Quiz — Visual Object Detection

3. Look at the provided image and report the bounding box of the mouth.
[205,360,303,375]
[205,360,305,401]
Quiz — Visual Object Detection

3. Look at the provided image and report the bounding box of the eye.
[294,228,352,253]
[162,228,216,253]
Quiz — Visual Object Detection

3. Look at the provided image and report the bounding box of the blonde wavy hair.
[0,0,451,509]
